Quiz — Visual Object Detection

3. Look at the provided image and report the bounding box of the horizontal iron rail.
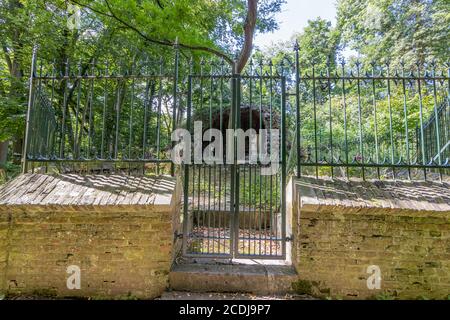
[188,74,282,79]
[299,162,449,169]
[182,253,232,259]
[189,235,286,241]
[26,158,172,163]
[234,254,285,260]
[32,75,173,80]
[297,76,450,81]
[22,47,450,183]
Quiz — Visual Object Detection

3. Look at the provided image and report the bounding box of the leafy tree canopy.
[0,0,284,144]
[336,0,450,66]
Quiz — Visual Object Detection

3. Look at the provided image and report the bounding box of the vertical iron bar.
[87,61,95,159]
[114,77,122,160]
[36,63,43,159]
[281,75,287,259]
[171,40,179,176]
[234,74,241,257]
[60,59,70,159]
[218,62,224,254]
[447,64,450,176]
[101,62,108,159]
[356,62,365,180]
[50,60,56,158]
[431,63,443,181]
[371,64,380,179]
[312,64,319,178]
[269,62,274,255]
[208,61,213,254]
[326,61,333,178]
[386,64,396,179]
[79,65,90,161]
[341,61,349,179]
[258,61,263,256]
[248,63,254,255]
[156,60,163,173]
[416,63,427,179]
[22,47,37,173]
[294,42,301,178]
[142,76,150,160]
[128,73,135,159]
[182,75,192,256]
[74,61,82,159]
[210,66,216,251]
[230,73,238,258]
[401,64,411,179]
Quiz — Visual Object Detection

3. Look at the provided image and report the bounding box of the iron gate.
[182,71,287,260]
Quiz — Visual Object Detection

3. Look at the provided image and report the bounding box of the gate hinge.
[285,235,294,242]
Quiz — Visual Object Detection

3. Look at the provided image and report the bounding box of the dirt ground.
[158,291,318,300]
[3,291,317,300]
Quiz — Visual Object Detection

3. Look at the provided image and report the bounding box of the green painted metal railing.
[22,45,449,181]
[23,47,181,175]
[291,44,449,181]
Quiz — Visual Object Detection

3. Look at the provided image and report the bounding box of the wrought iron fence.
[289,45,449,181]
[23,45,449,181]
[417,101,449,166]
[23,47,182,175]
[182,66,287,258]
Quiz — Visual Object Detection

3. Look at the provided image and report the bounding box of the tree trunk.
[0,141,8,166]
[13,137,22,164]
[235,0,258,74]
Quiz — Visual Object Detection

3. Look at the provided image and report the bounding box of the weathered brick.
[292,177,450,300]
[0,174,180,299]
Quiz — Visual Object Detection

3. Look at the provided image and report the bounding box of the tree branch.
[155,0,164,10]
[70,0,234,65]
[235,0,258,74]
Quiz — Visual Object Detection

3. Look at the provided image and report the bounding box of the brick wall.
[292,178,450,300]
[0,206,174,299]
[0,212,10,292]
[0,174,179,299]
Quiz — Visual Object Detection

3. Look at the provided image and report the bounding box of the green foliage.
[193,167,281,208]
[253,17,340,74]
[64,0,284,58]
[336,0,450,67]
[0,80,27,141]
[295,18,341,70]
[0,161,21,185]
[1,0,447,175]
[260,1,449,70]
[0,0,284,165]
[258,4,447,177]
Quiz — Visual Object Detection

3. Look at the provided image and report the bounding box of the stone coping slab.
[295,176,450,213]
[169,263,298,295]
[0,173,176,210]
